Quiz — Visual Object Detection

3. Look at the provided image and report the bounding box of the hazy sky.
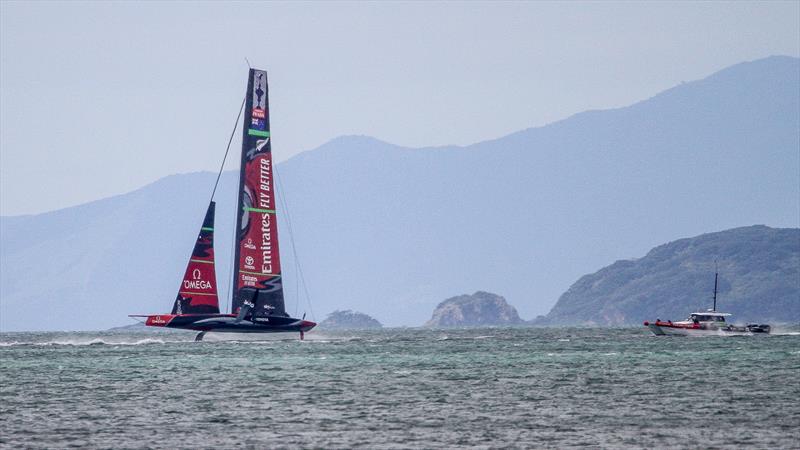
[1,1,798,216]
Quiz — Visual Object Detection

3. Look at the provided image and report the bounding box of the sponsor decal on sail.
[183,268,213,290]
[241,273,257,287]
[252,71,266,109]
[246,70,271,137]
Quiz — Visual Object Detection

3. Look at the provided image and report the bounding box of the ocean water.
[1,327,798,449]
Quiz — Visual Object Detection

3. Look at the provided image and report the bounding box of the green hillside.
[545,226,799,325]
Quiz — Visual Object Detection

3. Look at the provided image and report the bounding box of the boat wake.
[436,334,496,341]
[194,331,352,343]
[0,338,173,347]
[0,334,357,346]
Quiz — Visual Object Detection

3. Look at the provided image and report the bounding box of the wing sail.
[231,69,287,319]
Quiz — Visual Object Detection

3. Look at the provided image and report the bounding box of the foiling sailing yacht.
[130,68,316,341]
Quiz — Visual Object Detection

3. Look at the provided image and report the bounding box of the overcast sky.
[1,1,798,216]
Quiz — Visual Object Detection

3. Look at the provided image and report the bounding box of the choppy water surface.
[1,328,798,449]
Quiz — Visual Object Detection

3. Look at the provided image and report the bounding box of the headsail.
[171,202,220,314]
[231,69,287,319]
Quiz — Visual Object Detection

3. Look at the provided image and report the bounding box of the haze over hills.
[544,226,800,326]
[1,56,798,331]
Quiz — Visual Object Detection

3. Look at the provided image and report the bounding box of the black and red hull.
[138,314,316,334]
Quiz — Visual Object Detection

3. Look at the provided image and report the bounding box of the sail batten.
[231,69,287,318]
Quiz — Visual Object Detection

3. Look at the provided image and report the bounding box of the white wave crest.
[48,338,169,346]
[0,338,170,347]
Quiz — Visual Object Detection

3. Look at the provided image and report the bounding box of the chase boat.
[644,312,771,336]
[644,268,771,336]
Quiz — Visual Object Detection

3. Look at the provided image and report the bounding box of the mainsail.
[171,201,220,314]
[231,69,287,319]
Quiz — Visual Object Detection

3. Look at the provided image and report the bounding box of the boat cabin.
[688,312,731,323]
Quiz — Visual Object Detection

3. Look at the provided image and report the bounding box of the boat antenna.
[713,260,718,311]
[208,96,246,204]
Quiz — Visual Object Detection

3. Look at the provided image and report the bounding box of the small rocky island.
[319,310,383,329]
[425,291,524,327]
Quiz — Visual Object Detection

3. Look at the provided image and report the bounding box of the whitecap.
[33,338,168,346]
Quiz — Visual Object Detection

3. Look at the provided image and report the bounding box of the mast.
[230,69,287,319]
[712,261,718,311]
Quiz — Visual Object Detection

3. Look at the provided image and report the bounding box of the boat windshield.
[690,314,726,322]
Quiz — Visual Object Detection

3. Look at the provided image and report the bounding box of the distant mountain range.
[542,226,800,326]
[1,56,798,331]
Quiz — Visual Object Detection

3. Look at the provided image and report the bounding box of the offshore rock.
[319,310,383,329]
[425,291,524,327]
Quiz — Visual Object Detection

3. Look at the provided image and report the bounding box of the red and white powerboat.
[644,311,770,336]
[644,268,771,336]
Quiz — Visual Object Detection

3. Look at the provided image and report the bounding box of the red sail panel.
[171,202,220,315]
[231,69,287,317]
